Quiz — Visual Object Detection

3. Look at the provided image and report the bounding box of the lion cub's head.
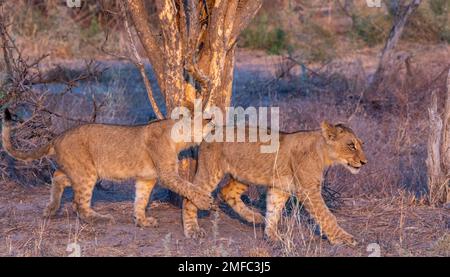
[321,121,367,174]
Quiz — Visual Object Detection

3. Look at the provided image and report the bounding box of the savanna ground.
[0,0,449,256]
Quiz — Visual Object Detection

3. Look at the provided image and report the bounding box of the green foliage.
[403,3,449,44]
[268,28,288,55]
[351,15,388,47]
[429,0,449,16]
[83,17,101,38]
[429,0,450,43]
[441,28,450,43]
[240,14,289,55]
[302,23,336,62]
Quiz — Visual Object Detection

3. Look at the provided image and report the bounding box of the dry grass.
[0,1,449,256]
[1,180,447,257]
[1,46,449,256]
[0,0,122,63]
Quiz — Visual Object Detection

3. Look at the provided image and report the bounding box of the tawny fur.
[182,121,367,246]
[2,109,213,225]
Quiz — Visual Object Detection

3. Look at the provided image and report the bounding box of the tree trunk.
[427,86,449,206]
[127,0,262,114]
[442,70,450,205]
[125,0,262,206]
[367,0,421,96]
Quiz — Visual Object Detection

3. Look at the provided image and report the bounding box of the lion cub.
[182,122,367,246]
[2,109,213,226]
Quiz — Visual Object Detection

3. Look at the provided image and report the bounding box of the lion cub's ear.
[321,121,338,142]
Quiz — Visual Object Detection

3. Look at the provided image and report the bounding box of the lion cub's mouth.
[345,163,362,174]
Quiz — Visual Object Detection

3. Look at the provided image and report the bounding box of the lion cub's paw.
[42,204,59,218]
[135,216,158,228]
[264,228,281,242]
[249,212,265,225]
[329,231,358,247]
[190,191,213,211]
[184,226,206,239]
[82,212,115,225]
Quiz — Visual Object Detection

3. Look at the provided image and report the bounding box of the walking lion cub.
[182,122,367,246]
[2,109,213,226]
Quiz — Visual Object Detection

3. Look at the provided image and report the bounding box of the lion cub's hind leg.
[220,180,264,224]
[264,188,289,241]
[43,169,71,218]
[134,179,158,227]
[70,171,114,224]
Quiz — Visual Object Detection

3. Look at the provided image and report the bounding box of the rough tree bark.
[126,0,261,113]
[125,0,262,206]
[442,70,450,205]
[427,70,450,206]
[121,4,164,119]
[367,0,421,96]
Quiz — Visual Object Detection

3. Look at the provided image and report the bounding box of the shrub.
[429,0,449,16]
[351,14,388,47]
[240,14,289,55]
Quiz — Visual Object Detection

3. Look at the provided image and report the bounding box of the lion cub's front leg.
[134,179,158,227]
[297,186,357,246]
[182,199,206,238]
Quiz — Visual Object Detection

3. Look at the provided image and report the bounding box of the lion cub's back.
[54,124,154,179]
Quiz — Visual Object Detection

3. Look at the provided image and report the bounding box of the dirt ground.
[0,180,448,257]
[1,46,449,257]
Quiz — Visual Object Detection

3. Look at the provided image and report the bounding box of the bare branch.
[100,30,131,61]
[368,0,421,94]
[229,0,263,47]
[126,0,165,92]
[121,2,164,120]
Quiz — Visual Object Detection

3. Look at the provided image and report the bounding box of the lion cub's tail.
[2,109,53,161]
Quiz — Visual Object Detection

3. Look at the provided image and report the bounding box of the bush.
[239,14,289,55]
[83,17,101,38]
[292,21,337,62]
[403,3,449,43]
[429,0,449,16]
[429,0,450,43]
[441,28,450,43]
[351,14,388,47]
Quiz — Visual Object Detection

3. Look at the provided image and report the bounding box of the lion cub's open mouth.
[345,163,362,174]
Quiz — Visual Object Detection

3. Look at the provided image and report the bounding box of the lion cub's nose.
[360,159,367,165]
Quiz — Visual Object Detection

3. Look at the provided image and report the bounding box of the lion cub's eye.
[348,142,356,151]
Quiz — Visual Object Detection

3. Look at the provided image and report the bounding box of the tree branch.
[126,0,166,93]
[122,2,164,120]
[368,0,421,95]
[183,0,211,100]
[155,0,184,110]
[229,0,262,47]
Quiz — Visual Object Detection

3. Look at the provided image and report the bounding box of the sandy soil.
[0,180,448,257]
[1,46,449,257]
